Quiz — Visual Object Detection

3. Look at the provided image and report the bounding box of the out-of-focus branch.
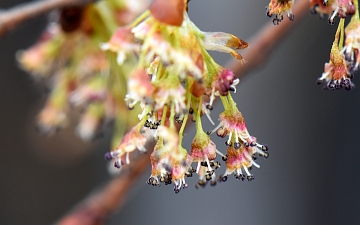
[226,0,310,78]
[56,150,151,225]
[55,1,311,225]
[0,0,95,37]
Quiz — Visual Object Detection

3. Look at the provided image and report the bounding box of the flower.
[310,0,356,24]
[343,17,360,71]
[105,123,149,168]
[125,68,155,109]
[190,129,223,187]
[317,19,355,90]
[266,0,294,25]
[148,126,192,193]
[221,139,269,182]
[100,27,140,65]
[153,74,187,115]
[205,67,240,109]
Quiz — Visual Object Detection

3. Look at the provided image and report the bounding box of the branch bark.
[56,150,151,225]
[0,0,95,36]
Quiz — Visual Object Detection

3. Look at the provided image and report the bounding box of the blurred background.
[1,0,360,224]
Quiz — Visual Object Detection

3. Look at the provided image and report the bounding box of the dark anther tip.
[222,155,228,162]
[264,152,269,159]
[206,104,214,110]
[104,152,113,160]
[262,145,269,151]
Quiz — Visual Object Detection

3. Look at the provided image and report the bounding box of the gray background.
[1,0,360,224]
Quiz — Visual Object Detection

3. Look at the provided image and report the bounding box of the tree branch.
[56,150,151,225]
[0,0,95,36]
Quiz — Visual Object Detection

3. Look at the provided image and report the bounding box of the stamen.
[126,152,130,164]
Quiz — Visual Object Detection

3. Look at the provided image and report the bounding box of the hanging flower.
[221,139,268,182]
[317,18,355,90]
[266,0,294,25]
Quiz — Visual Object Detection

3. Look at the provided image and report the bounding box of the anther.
[316,78,323,85]
[206,104,213,110]
[264,152,269,159]
[222,154,228,161]
[198,180,206,187]
[234,142,241,149]
[160,176,165,182]
[244,142,250,148]
[205,174,211,181]
[240,174,245,181]
[247,174,255,181]
[220,175,228,182]
[210,180,217,186]
[265,7,272,17]
[127,104,134,110]
[104,152,113,160]
[146,177,153,185]
[114,160,122,169]
[225,141,232,147]
[288,13,294,21]
[261,145,269,152]
[174,188,180,194]
[189,108,194,114]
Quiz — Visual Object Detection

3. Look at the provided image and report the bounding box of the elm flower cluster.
[18,0,148,148]
[101,0,269,193]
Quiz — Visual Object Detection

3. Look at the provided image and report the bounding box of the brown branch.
[54,1,311,225]
[0,0,95,37]
[56,150,151,225]
[226,0,310,78]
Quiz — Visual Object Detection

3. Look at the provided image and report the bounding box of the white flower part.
[131,21,150,40]
[116,51,126,65]
[230,78,240,93]
[100,40,140,65]
[154,85,187,115]
[147,56,161,81]
[201,101,215,125]
[69,88,106,107]
[156,126,178,149]
[167,51,203,81]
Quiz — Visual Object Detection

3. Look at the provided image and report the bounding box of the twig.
[56,150,151,225]
[226,0,310,78]
[0,0,95,36]
[54,1,310,225]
